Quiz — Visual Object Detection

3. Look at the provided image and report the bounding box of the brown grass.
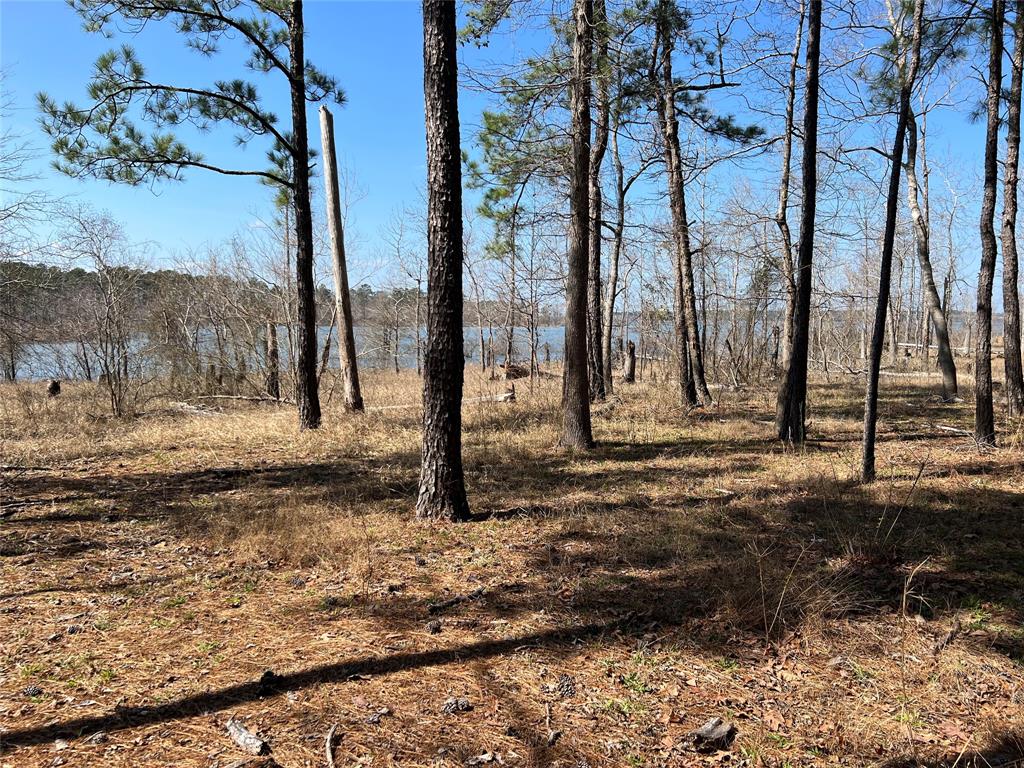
[1,370,1022,767]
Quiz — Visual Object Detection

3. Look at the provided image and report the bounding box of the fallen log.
[190,394,294,405]
[366,390,513,412]
[927,423,973,437]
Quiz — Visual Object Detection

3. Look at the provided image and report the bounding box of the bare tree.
[862,0,924,481]
[319,105,364,412]
[775,0,806,373]
[905,105,957,400]
[776,0,822,444]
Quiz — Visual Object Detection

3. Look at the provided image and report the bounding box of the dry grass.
[1,369,1023,767]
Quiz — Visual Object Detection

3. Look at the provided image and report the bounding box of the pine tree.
[38,0,343,430]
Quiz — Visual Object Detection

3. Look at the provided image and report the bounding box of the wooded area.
[2,0,1023,765]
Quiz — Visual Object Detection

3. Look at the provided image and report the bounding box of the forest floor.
[1,370,1023,768]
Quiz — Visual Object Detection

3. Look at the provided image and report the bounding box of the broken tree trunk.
[320,105,364,413]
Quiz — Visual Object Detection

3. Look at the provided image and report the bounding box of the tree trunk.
[655,4,712,405]
[905,108,957,400]
[561,0,595,450]
[775,0,821,444]
[289,0,321,430]
[320,106,365,412]
[417,0,470,520]
[393,301,401,374]
[601,116,625,396]
[415,270,423,377]
[503,223,516,373]
[266,320,280,401]
[587,0,609,402]
[862,0,923,481]
[1003,0,1024,416]
[623,340,636,383]
[977,0,1004,445]
[319,306,336,383]
[776,0,805,372]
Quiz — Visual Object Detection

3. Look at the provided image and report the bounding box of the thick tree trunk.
[776,0,821,444]
[320,105,365,413]
[561,0,595,449]
[289,0,321,430]
[417,0,470,520]
[656,5,712,405]
[587,0,609,402]
[1003,0,1024,416]
[977,0,1004,445]
[862,0,923,481]
[905,108,957,400]
[776,0,805,372]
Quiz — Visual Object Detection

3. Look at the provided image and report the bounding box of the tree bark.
[319,105,364,413]
[1003,0,1024,416]
[905,107,957,400]
[862,0,923,481]
[265,320,280,401]
[417,0,470,520]
[587,0,609,402]
[776,0,821,444]
[977,0,1004,445]
[623,339,636,382]
[289,0,321,430]
[776,0,805,373]
[561,0,595,450]
[655,4,712,406]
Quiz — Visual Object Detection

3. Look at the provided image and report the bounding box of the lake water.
[14,325,582,382]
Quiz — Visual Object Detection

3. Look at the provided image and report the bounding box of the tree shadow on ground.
[0,618,626,749]
[882,731,1024,767]
[2,382,1022,756]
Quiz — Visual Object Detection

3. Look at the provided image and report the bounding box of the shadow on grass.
[0,618,625,749]
[2,380,1022,755]
[882,731,1024,767]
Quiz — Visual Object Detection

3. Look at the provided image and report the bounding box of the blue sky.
[0,0,545,263]
[0,0,992,301]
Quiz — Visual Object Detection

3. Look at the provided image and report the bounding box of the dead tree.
[320,105,364,412]
[905,106,957,400]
